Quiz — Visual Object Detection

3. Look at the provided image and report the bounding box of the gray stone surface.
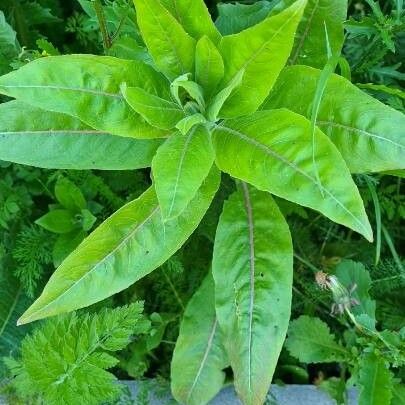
[124,381,359,404]
[0,382,359,404]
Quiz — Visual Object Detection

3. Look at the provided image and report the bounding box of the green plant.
[4,303,150,404]
[286,260,405,405]
[0,0,404,404]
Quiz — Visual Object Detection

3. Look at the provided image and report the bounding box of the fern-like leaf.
[6,303,150,405]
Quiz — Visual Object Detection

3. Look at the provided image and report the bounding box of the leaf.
[358,353,393,405]
[263,65,405,173]
[0,101,162,170]
[286,316,349,363]
[215,1,276,35]
[53,231,86,268]
[176,113,207,135]
[195,36,224,100]
[55,177,86,212]
[121,84,185,130]
[160,0,221,44]
[152,126,214,220]
[289,0,347,68]
[0,11,20,74]
[212,109,373,241]
[335,260,376,321]
[134,0,196,80]
[35,210,76,234]
[207,69,244,122]
[18,169,220,324]
[217,0,307,118]
[392,384,405,405]
[171,274,227,405]
[0,55,168,138]
[212,184,293,405]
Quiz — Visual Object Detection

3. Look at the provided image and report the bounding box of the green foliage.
[5,303,150,405]
[0,1,403,404]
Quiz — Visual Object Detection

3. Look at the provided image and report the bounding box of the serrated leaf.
[160,0,221,44]
[358,353,393,405]
[289,0,347,68]
[171,275,227,405]
[18,169,220,324]
[212,184,293,405]
[0,55,168,138]
[195,36,224,100]
[217,0,307,118]
[263,65,405,173]
[212,109,373,241]
[121,84,185,130]
[134,0,196,80]
[335,260,376,321]
[152,126,214,220]
[286,316,349,363]
[0,101,162,170]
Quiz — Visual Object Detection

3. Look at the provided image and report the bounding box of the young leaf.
[207,69,244,122]
[358,353,394,405]
[212,109,373,241]
[160,0,221,44]
[176,113,207,135]
[212,184,293,405]
[263,65,405,173]
[152,126,215,220]
[35,210,76,234]
[286,316,349,363]
[55,178,86,212]
[195,36,224,100]
[171,275,228,405]
[18,169,220,324]
[289,0,347,68]
[121,84,185,130]
[0,101,162,170]
[134,0,196,80]
[335,260,376,321]
[217,0,307,118]
[0,55,169,138]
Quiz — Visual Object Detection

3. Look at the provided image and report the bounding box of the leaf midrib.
[186,318,219,401]
[19,203,160,323]
[241,182,255,394]
[216,125,370,237]
[221,3,302,89]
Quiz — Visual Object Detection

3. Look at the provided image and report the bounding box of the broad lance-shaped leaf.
[18,168,220,325]
[160,0,221,44]
[0,101,162,170]
[0,55,169,138]
[212,184,293,405]
[358,353,394,405]
[121,84,185,130]
[217,0,307,118]
[171,274,228,405]
[152,125,214,220]
[263,65,405,173]
[212,109,373,241]
[134,0,196,80]
[289,0,347,68]
[195,36,224,101]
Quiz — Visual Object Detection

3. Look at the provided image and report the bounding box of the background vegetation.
[0,0,403,404]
